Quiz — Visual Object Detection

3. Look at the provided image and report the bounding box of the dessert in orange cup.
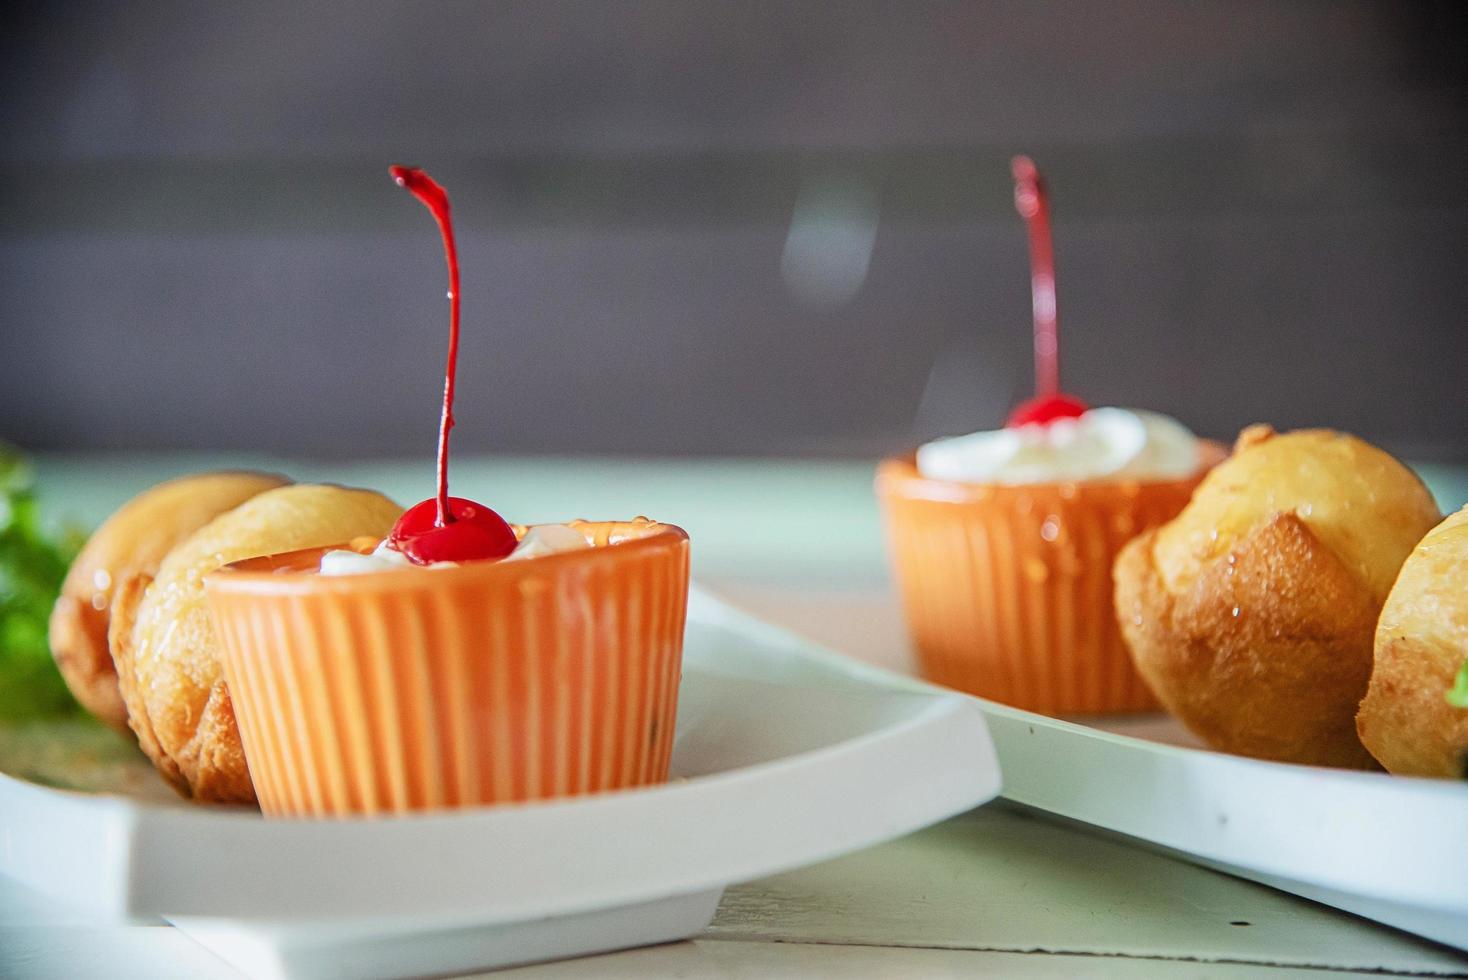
[205,167,690,817]
[209,518,689,817]
[876,157,1223,715]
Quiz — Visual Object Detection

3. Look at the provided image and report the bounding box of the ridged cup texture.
[877,454,1219,715]
[207,520,690,818]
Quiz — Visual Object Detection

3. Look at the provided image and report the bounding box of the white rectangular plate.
[717,584,1468,953]
[0,588,1000,980]
[980,703,1468,951]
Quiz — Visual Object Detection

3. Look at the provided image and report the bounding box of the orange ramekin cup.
[205,519,690,818]
[876,447,1224,715]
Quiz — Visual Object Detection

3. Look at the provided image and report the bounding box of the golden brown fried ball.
[109,484,402,803]
[1357,506,1468,778]
[1114,425,1440,768]
[48,471,289,730]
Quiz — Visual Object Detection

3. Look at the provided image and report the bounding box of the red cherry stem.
[390,165,459,527]
[1010,156,1059,400]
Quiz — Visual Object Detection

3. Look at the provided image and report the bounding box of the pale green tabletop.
[31,454,891,587]
[28,452,1468,587]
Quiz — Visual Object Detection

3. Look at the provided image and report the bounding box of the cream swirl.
[501,523,591,562]
[319,523,590,575]
[915,408,1200,485]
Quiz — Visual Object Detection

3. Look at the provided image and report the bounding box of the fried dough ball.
[110,484,402,803]
[48,471,288,730]
[1114,426,1440,768]
[1357,506,1468,778]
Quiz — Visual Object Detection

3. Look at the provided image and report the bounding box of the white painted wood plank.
[496,938,1420,979]
[704,805,1467,975]
[0,878,237,979]
[7,872,1416,980]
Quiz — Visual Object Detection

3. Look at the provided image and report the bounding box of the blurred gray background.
[2,1,1465,460]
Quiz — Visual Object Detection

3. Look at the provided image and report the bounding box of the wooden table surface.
[4,454,1466,979]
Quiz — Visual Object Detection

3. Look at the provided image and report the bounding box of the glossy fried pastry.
[48,471,288,730]
[1357,507,1468,778]
[110,483,402,802]
[1114,425,1441,768]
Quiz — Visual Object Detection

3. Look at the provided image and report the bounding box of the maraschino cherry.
[1005,156,1088,429]
[385,165,518,565]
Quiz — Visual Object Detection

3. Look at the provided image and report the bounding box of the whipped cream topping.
[502,523,591,562]
[318,523,591,575]
[319,538,417,575]
[915,408,1200,485]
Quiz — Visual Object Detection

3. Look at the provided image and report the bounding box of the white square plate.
[717,584,1468,954]
[0,588,1000,979]
[980,703,1468,951]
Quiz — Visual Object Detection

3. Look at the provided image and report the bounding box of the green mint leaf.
[1447,660,1468,710]
[0,442,86,722]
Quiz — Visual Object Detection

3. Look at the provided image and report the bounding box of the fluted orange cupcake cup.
[876,449,1222,715]
[205,519,690,818]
